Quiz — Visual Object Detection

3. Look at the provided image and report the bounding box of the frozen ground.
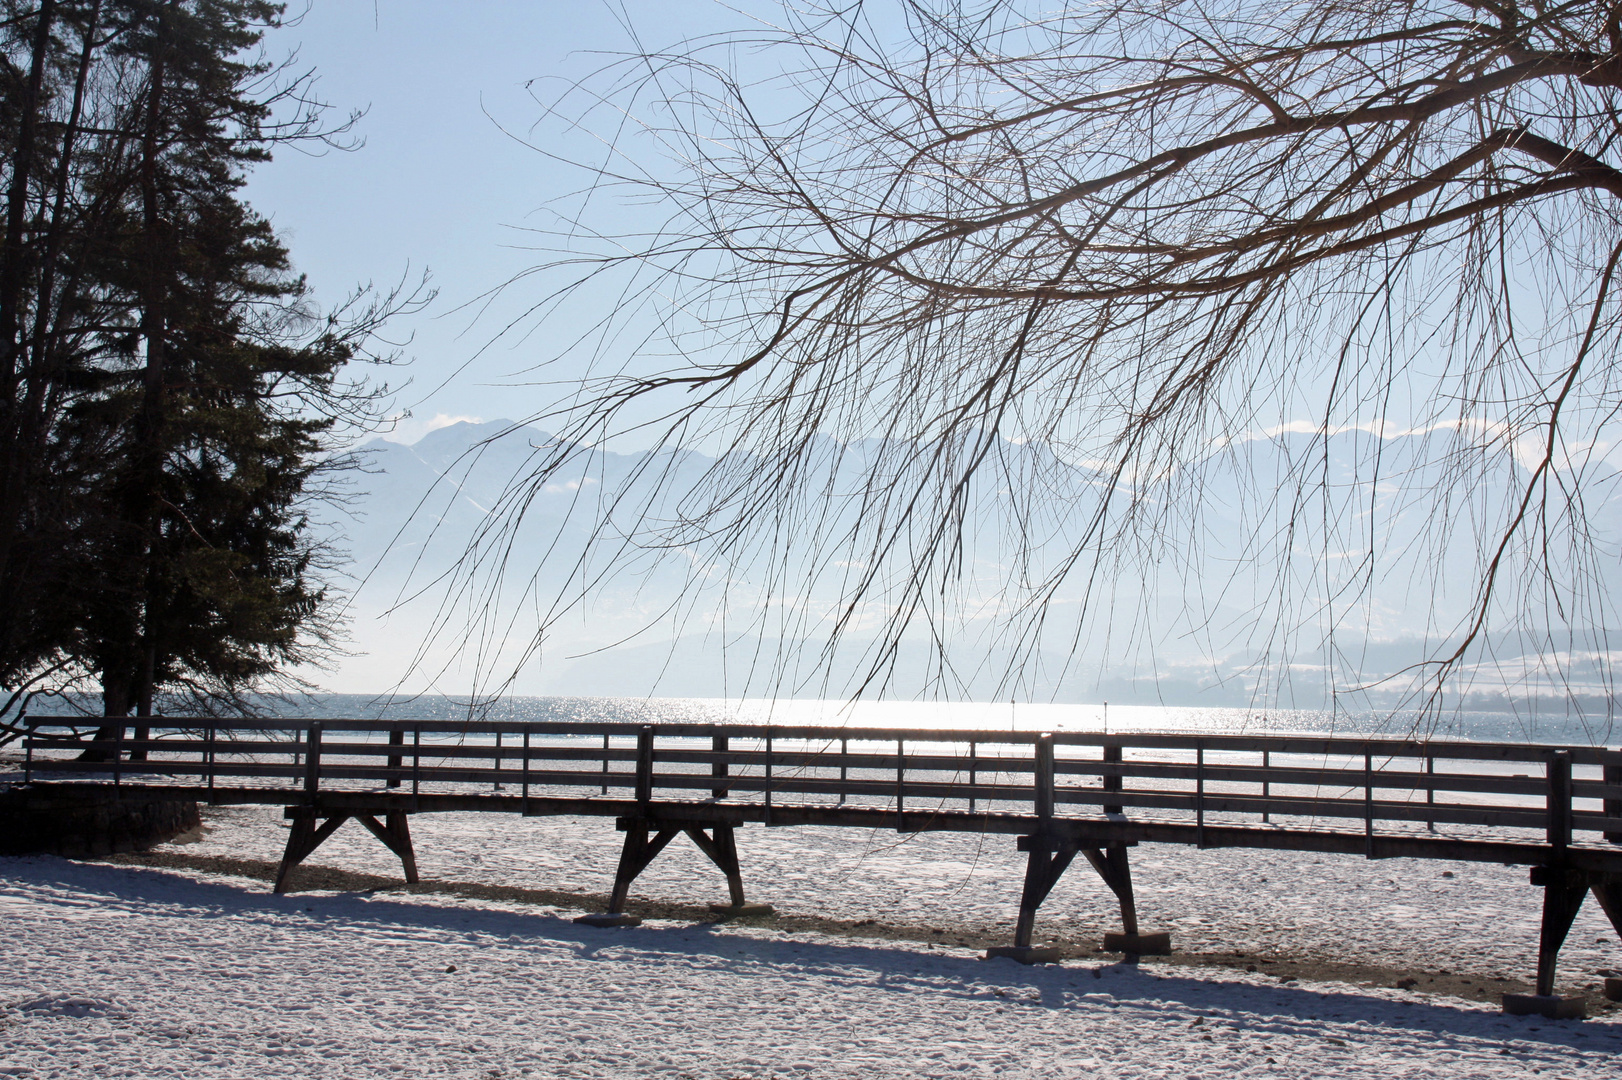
[3,856,1622,1080]
[193,803,1622,984]
[4,807,1622,1078]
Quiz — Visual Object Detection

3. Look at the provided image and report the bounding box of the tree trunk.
[0,0,60,672]
[0,0,56,388]
[80,667,131,762]
[129,6,169,733]
[132,641,154,762]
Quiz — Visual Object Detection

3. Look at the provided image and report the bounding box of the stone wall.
[0,792,201,856]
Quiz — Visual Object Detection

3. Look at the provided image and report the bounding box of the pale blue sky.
[246,0,738,442]
[237,3,1622,708]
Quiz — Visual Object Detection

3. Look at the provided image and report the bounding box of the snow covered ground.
[4,805,1622,1078]
[190,803,1622,984]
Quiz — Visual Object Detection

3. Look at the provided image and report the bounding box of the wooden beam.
[20,783,1622,873]
[24,716,1620,766]
[302,723,322,804]
[606,820,679,914]
[1606,762,1622,845]
[634,726,654,808]
[684,825,746,907]
[1011,836,1079,948]
[1589,879,1622,940]
[1081,845,1138,936]
[1102,743,1123,816]
[1548,752,1574,854]
[1530,865,1589,997]
[386,729,404,789]
[355,812,420,884]
[1034,735,1054,824]
[711,734,729,800]
[273,813,349,894]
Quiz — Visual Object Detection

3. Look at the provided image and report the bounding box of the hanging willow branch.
[436,0,1622,726]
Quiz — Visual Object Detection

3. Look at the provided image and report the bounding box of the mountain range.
[315,419,1622,710]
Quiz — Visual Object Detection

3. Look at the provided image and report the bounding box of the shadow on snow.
[4,853,1617,1053]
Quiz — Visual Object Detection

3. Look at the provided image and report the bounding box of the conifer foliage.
[0,1,406,732]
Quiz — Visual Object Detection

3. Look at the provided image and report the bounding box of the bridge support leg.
[274,810,420,893]
[356,812,420,884]
[1503,866,1589,1019]
[274,813,350,893]
[1587,879,1622,1002]
[1083,844,1171,955]
[687,824,773,916]
[1534,871,1587,999]
[576,817,676,927]
[985,835,1076,964]
[577,818,770,927]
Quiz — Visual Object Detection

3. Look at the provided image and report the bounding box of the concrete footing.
[707,903,775,917]
[1501,994,1587,1020]
[1102,931,1172,955]
[983,946,1062,965]
[1604,978,1622,1003]
[573,913,643,928]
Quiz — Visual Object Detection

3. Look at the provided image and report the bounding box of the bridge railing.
[18,718,1622,846]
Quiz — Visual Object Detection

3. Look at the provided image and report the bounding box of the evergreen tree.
[0,0,100,700]
[0,0,415,739]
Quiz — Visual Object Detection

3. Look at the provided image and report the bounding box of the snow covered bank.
[3,855,1620,1079]
[5,801,1622,1078]
[186,804,1622,989]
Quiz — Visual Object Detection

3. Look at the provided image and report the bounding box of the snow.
[191,803,1622,982]
[5,805,1622,1078]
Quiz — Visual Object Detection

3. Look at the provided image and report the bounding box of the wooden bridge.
[14,717,1622,1017]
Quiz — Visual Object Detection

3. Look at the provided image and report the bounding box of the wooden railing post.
[838,736,848,805]
[1260,748,1270,824]
[1364,751,1375,858]
[387,728,404,789]
[493,730,504,791]
[22,716,33,785]
[635,725,654,808]
[711,733,729,799]
[764,730,774,825]
[304,722,323,804]
[967,740,977,813]
[522,729,531,813]
[895,738,906,830]
[1426,752,1436,833]
[1195,740,1205,848]
[1529,865,1588,1000]
[601,732,610,796]
[1604,757,1622,845]
[1547,750,1573,854]
[1034,733,1055,825]
[206,723,216,800]
[1102,742,1122,815]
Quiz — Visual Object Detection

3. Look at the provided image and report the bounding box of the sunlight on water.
[276,694,1618,746]
[25,692,1615,745]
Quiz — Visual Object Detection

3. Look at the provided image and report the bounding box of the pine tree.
[0,1,413,740]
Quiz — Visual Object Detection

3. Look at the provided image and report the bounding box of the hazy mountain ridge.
[323,420,1622,707]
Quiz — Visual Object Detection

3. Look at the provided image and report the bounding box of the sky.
[235,2,1622,707]
[243,2,1622,459]
[245,0,739,444]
